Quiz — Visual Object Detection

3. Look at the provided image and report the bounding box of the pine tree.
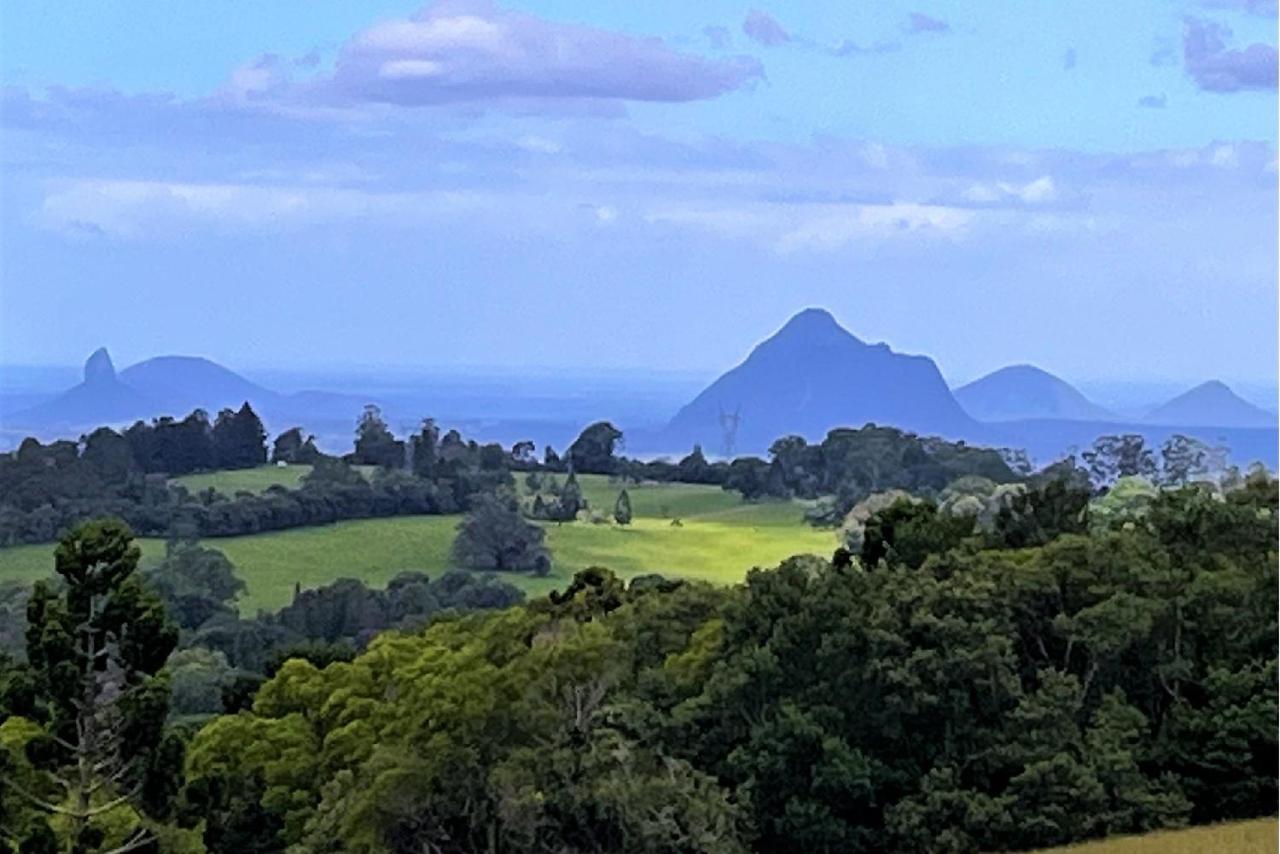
[613,489,633,525]
[9,520,179,852]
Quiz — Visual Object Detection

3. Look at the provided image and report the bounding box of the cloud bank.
[1183,17,1279,92]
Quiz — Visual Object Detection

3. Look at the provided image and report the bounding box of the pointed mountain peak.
[772,307,864,345]
[1190,379,1231,395]
[84,347,116,385]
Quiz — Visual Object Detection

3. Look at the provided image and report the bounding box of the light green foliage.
[187,582,747,852]
[1090,476,1159,531]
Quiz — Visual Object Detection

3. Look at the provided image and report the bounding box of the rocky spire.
[84,347,116,386]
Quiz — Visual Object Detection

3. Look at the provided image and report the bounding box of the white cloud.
[646,201,973,254]
[965,175,1056,205]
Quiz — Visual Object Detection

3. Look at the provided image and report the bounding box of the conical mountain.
[955,364,1115,422]
[119,355,274,414]
[1143,380,1275,428]
[663,308,978,454]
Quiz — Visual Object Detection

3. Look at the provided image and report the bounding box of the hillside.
[662,308,978,454]
[1144,380,1275,428]
[955,364,1114,422]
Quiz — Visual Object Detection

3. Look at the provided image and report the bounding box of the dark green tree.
[451,493,551,575]
[212,403,268,470]
[860,498,974,570]
[613,490,633,526]
[143,539,245,631]
[1082,435,1157,489]
[9,520,180,852]
[351,405,404,469]
[270,427,322,465]
[565,422,624,475]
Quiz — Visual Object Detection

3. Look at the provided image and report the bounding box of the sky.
[0,0,1276,387]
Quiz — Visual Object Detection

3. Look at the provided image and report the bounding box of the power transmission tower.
[718,405,741,459]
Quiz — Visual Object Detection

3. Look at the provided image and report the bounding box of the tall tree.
[565,422,624,475]
[212,403,268,471]
[352,406,404,469]
[613,489,633,526]
[9,520,179,852]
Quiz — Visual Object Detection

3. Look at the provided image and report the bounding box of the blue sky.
[1,1,1276,385]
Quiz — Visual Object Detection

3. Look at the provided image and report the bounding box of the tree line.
[0,400,1260,553]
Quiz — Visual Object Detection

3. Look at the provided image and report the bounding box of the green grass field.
[171,463,375,494]
[1028,819,1277,853]
[0,474,834,613]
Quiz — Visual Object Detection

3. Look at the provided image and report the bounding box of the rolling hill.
[955,364,1114,422]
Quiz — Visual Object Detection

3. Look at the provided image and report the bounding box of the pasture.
[171,463,374,494]
[1029,819,1278,853]
[0,473,834,613]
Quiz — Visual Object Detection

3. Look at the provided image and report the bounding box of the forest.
[0,428,1274,852]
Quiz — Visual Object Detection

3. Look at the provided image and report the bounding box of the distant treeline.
[0,401,1245,546]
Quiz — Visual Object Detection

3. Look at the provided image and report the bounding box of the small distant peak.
[1194,379,1232,394]
[84,347,116,385]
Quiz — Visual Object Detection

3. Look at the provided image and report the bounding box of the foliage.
[565,422,624,475]
[451,493,551,575]
[175,471,1277,852]
[2,520,182,851]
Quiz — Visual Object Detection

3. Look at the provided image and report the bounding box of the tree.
[80,428,136,485]
[451,493,551,575]
[544,472,586,523]
[859,498,974,570]
[613,490,633,525]
[1082,435,1157,489]
[410,418,440,479]
[212,403,268,471]
[8,520,180,852]
[352,406,404,469]
[271,428,321,465]
[1158,435,1227,487]
[566,422,624,475]
[144,539,246,631]
[676,445,714,483]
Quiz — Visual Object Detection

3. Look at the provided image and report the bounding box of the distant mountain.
[119,355,275,415]
[15,348,159,427]
[955,364,1114,422]
[7,348,389,445]
[12,348,282,431]
[661,308,978,454]
[1143,381,1276,429]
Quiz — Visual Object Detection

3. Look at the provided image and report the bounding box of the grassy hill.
[1028,818,1277,853]
[0,474,833,612]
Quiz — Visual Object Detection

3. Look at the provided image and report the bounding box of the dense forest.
[0,453,1274,852]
